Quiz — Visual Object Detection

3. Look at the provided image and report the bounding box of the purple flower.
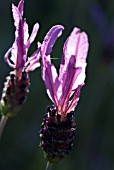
[0,0,40,117]
[41,25,89,120]
[4,0,40,77]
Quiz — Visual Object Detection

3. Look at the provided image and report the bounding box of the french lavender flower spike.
[0,0,40,138]
[40,26,89,164]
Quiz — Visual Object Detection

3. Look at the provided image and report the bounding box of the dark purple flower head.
[41,25,89,121]
[4,0,40,77]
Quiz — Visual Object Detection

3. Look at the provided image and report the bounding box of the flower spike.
[40,26,89,162]
[0,0,40,118]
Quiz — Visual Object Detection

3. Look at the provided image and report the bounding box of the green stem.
[45,161,52,170]
[0,116,8,140]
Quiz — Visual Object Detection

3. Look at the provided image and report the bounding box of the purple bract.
[4,0,40,77]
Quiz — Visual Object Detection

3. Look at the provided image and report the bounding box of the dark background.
[0,0,114,170]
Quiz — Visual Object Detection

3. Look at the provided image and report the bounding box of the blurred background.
[0,0,114,170]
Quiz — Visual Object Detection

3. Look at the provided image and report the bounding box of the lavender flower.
[0,0,40,117]
[39,26,89,162]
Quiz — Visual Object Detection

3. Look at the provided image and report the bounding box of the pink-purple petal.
[41,25,64,57]
[26,60,40,72]
[41,25,64,104]
[4,48,15,68]
[67,85,82,112]
[25,48,41,72]
[11,42,18,65]
[23,19,29,45]
[15,21,25,70]
[72,30,89,88]
[12,4,21,31]
[42,59,59,106]
[18,0,24,16]
[26,23,39,48]
[58,63,82,111]
[59,27,88,100]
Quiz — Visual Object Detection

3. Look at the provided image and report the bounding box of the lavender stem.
[0,116,8,140]
[45,161,52,170]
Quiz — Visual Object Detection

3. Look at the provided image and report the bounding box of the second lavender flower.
[0,0,40,117]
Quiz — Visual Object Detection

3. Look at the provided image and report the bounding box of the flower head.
[4,0,40,77]
[40,25,89,162]
[41,25,89,120]
[0,0,40,117]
